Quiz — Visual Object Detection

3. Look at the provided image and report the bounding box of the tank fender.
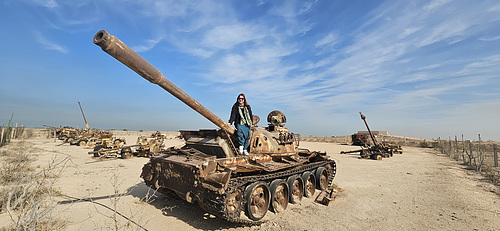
[202,170,232,193]
[199,160,217,178]
[200,159,232,193]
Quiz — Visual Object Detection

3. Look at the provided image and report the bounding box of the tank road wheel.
[120,147,132,159]
[269,179,289,213]
[66,137,74,144]
[93,145,105,157]
[301,171,316,197]
[314,167,329,190]
[77,140,87,147]
[114,139,124,147]
[372,153,383,160]
[287,175,304,204]
[149,169,161,190]
[225,189,243,219]
[244,182,270,221]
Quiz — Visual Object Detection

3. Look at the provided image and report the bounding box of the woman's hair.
[236,93,250,106]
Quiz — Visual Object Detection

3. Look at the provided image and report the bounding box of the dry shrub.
[24,129,33,139]
[0,219,68,231]
[419,140,431,148]
[0,142,67,231]
[0,154,32,186]
[482,165,500,186]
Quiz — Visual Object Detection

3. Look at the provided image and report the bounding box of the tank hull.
[141,145,336,222]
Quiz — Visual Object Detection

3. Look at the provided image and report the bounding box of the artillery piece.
[340,112,402,160]
[93,30,336,222]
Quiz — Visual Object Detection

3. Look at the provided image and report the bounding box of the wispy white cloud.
[302,56,333,70]
[478,35,500,41]
[202,24,264,49]
[132,36,166,52]
[461,54,500,69]
[208,44,298,84]
[315,32,338,48]
[26,0,59,8]
[423,0,452,11]
[34,31,67,54]
[298,0,319,15]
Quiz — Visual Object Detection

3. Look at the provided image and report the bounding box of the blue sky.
[1,0,499,141]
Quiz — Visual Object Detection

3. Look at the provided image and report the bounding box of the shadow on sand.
[126,182,255,230]
[57,182,254,230]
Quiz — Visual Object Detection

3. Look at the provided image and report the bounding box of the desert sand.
[1,133,499,231]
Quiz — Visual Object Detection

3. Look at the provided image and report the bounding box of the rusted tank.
[93,30,336,222]
[351,133,370,147]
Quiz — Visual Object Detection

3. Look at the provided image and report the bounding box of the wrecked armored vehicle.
[94,30,336,222]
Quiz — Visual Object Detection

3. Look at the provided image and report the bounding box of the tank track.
[202,159,336,224]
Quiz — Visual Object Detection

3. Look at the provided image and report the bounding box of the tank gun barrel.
[359,112,378,146]
[78,101,89,131]
[93,30,235,135]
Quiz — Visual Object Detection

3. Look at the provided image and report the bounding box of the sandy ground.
[1,135,499,231]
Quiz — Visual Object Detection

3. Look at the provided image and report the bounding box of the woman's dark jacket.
[229,103,253,125]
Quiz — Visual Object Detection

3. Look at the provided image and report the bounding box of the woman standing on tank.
[229,93,253,155]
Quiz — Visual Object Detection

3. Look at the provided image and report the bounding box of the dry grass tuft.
[0,141,68,231]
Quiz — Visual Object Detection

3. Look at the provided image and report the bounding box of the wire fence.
[300,133,499,185]
[434,135,498,170]
[432,134,499,185]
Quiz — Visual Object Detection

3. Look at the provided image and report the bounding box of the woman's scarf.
[238,105,252,126]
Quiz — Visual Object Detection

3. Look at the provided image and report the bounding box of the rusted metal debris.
[88,131,166,159]
[315,186,338,206]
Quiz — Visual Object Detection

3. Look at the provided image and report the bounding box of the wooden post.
[448,136,451,157]
[0,127,4,147]
[13,123,17,139]
[454,135,458,160]
[494,144,498,168]
[461,134,465,163]
[10,126,14,141]
[469,140,473,166]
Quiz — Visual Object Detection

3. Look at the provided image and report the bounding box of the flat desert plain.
[1,133,499,231]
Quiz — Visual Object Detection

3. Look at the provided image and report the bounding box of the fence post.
[469,140,473,166]
[494,144,498,168]
[461,134,465,163]
[454,135,458,160]
[12,123,17,139]
[448,136,452,157]
[0,127,4,147]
